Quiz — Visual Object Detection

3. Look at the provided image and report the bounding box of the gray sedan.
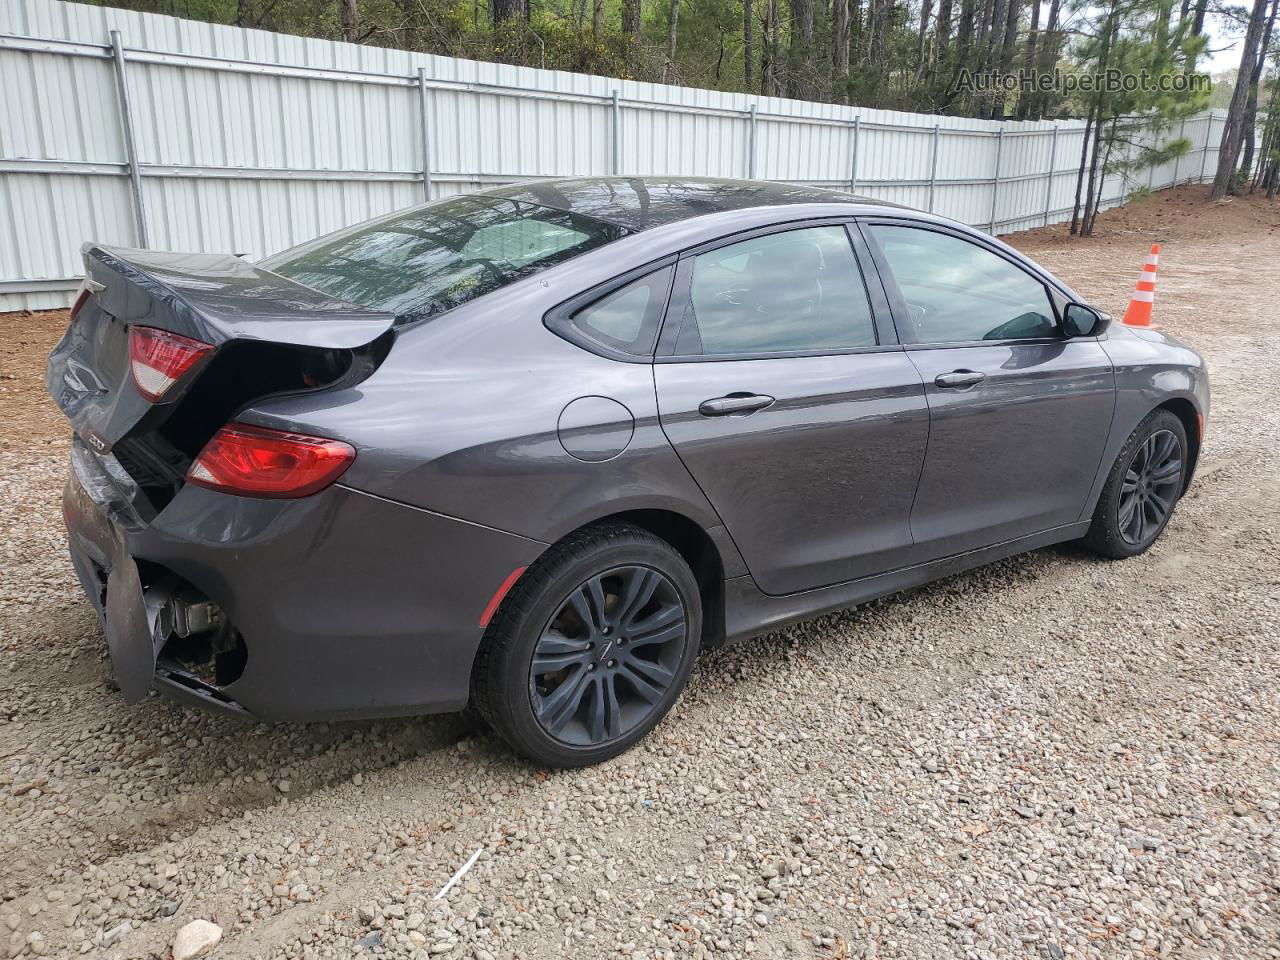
[48,177,1209,767]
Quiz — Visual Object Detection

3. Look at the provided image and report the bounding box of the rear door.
[861,220,1115,560]
[653,222,930,596]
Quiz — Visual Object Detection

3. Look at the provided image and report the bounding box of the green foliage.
[87,0,1218,123]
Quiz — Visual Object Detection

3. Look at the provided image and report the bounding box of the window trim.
[857,217,1074,350]
[654,218,894,363]
[542,255,677,363]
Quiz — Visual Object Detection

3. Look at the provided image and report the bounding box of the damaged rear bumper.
[63,437,546,722]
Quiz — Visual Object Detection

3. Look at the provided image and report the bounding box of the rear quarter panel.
[240,244,738,569]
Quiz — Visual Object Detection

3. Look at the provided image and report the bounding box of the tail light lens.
[129,326,214,402]
[187,423,355,498]
[69,276,104,322]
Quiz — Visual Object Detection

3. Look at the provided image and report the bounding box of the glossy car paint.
[48,247,394,450]
[53,178,1209,721]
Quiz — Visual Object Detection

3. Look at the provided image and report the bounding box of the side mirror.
[1062,302,1110,338]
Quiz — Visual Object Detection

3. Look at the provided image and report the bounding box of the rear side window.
[868,225,1058,344]
[550,266,675,360]
[676,226,877,356]
[263,195,627,325]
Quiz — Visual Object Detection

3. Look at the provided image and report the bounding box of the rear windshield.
[263,195,628,325]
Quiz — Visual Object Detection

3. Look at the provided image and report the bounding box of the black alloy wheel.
[1083,408,1188,559]
[530,565,688,746]
[471,522,702,768]
[1117,428,1183,545]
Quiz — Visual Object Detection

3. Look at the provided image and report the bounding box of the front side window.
[676,225,878,356]
[868,225,1058,344]
[263,195,627,325]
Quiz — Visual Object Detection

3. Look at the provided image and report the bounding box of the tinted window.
[869,226,1057,343]
[564,266,674,357]
[263,195,627,325]
[678,226,877,356]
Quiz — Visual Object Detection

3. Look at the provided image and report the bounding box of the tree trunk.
[1211,0,1271,198]
[957,0,976,60]
[832,0,850,98]
[789,0,814,97]
[339,0,359,42]
[917,0,934,73]
[762,0,780,96]
[1256,75,1280,187]
[1073,2,1115,232]
[1070,102,1096,234]
[1015,0,1040,119]
[936,0,954,62]
[1238,0,1278,180]
[1081,5,1119,230]
[622,0,642,71]
[1084,116,1119,235]
[1080,114,1106,237]
[1190,0,1208,33]
[744,0,755,88]
[1033,0,1062,118]
[991,0,1019,117]
[664,0,681,82]
[492,0,521,27]
[592,0,603,37]
[985,0,1007,76]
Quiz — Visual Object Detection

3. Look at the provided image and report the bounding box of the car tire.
[470,522,702,768]
[1083,408,1188,559]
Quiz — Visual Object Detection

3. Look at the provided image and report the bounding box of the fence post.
[1043,125,1058,226]
[849,116,860,193]
[1147,123,1156,189]
[417,68,433,201]
[747,103,757,179]
[1172,117,1185,185]
[109,30,148,248]
[1199,113,1211,182]
[612,89,622,175]
[988,127,1004,233]
[928,124,940,212]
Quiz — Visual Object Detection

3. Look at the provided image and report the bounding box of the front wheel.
[1083,408,1188,559]
[470,522,702,768]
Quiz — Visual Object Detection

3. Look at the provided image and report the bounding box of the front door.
[653,223,930,596]
[863,221,1116,560]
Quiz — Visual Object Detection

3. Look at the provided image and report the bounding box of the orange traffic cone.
[1122,243,1161,327]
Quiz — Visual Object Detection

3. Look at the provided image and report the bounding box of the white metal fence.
[0,0,1226,311]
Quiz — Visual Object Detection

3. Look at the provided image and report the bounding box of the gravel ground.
[1,185,1277,960]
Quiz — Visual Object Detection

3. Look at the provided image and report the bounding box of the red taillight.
[186,423,355,498]
[69,288,92,322]
[69,276,104,322]
[129,326,214,402]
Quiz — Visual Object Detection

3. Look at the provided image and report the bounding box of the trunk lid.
[48,245,395,515]
[48,245,395,452]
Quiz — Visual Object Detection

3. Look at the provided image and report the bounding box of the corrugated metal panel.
[0,0,1235,310]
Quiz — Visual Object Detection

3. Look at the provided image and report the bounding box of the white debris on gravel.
[1,193,1278,960]
[172,919,222,960]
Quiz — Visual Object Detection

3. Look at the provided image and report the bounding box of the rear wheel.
[471,522,701,768]
[1084,409,1188,559]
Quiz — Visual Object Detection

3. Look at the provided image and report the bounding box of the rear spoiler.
[84,244,395,350]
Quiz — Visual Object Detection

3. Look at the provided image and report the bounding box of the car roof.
[484,176,906,232]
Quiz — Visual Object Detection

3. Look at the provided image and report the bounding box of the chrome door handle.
[698,393,776,417]
[934,370,987,389]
